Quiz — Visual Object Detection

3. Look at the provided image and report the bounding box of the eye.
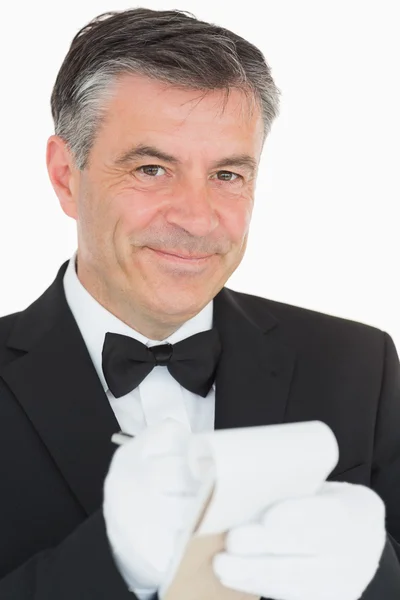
[133,165,243,184]
[213,170,242,183]
[135,165,166,177]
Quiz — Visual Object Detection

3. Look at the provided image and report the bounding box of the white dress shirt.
[62,250,216,598]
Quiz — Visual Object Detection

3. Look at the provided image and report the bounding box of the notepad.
[159,420,339,600]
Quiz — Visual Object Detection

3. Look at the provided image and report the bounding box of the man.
[0,7,399,600]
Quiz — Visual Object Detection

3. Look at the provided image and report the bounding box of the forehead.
[97,73,264,156]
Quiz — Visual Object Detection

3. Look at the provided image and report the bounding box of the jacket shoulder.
[0,311,22,365]
[227,287,386,349]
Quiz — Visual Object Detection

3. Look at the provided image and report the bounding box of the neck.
[76,258,190,341]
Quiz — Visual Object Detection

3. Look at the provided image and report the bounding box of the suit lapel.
[0,260,297,516]
[0,260,120,516]
[213,288,297,431]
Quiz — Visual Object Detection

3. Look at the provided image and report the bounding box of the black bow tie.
[101,328,222,399]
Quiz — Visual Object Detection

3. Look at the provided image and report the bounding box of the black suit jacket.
[0,259,399,599]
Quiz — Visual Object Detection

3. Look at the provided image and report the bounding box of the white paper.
[187,420,339,535]
[159,420,339,599]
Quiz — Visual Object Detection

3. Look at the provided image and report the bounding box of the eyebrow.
[114,143,258,175]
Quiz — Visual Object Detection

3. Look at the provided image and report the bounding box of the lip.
[148,248,213,262]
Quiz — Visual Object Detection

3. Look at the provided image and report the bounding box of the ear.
[46,135,79,220]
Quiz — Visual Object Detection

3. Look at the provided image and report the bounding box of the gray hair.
[50,8,281,170]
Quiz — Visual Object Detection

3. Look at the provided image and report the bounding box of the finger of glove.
[226,483,386,557]
[319,481,386,522]
[108,419,192,480]
[312,482,386,551]
[318,482,386,556]
[226,494,346,556]
[142,455,201,495]
[107,447,199,495]
[214,553,312,600]
[213,553,365,600]
[105,452,199,523]
[105,480,196,534]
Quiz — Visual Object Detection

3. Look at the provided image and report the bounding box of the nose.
[164,179,219,238]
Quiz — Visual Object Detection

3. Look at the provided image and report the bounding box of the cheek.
[223,201,253,245]
[112,190,161,234]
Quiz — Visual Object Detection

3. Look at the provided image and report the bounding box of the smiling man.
[0,8,399,600]
[50,73,263,340]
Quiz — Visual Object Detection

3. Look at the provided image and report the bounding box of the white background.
[1,1,399,351]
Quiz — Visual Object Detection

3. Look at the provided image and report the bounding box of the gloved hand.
[213,481,386,600]
[103,420,199,591]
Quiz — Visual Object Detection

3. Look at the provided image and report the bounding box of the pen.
[111,432,134,445]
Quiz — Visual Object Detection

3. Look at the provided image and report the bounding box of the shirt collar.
[63,250,214,393]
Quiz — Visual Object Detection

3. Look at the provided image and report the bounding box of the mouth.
[148,247,213,261]
[146,247,215,267]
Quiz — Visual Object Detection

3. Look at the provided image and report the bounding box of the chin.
[145,285,210,318]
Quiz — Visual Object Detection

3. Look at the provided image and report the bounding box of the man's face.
[52,74,264,329]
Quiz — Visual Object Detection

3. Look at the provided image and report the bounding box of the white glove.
[213,481,386,600]
[103,420,199,591]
